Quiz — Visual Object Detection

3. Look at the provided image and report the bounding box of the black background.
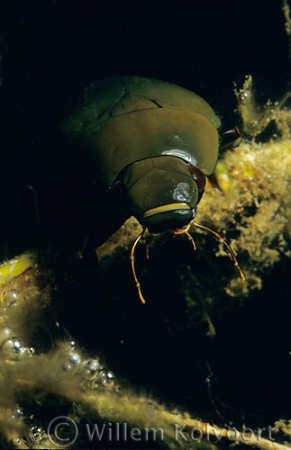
[1,0,290,137]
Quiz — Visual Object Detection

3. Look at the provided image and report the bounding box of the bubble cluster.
[11,406,24,422]
[0,261,118,447]
[79,358,115,389]
[55,343,116,388]
[0,337,34,361]
[28,423,46,443]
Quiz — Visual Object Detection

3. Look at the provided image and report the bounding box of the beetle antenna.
[193,222,246,282]
[130,228,146,304]
[185,231,197,251]
[174,224,197,251]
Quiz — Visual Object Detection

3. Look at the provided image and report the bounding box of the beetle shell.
[62,76,221,187]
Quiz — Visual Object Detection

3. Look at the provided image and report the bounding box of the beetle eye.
[187,165,206,203]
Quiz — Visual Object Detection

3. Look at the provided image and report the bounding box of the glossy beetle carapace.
[62,76,245,303]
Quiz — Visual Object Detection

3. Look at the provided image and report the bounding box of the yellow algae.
[235,74,291,137]
[0,259,289,449]
[0,254,35,290]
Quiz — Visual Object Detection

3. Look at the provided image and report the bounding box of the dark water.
[1,1,291,448]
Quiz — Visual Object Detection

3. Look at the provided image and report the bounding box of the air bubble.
[1,289,20,307]
[0,326,12,343]
[81,359,101,381]
[10,437,23,447]
[0,337,30,361]
[28,424,45,442]
[99,370,115,386]
[11,406,24,421]
[62,352,82,372]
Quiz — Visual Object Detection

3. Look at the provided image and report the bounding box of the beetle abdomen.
[62,76,221,186]
[81,108,219,185]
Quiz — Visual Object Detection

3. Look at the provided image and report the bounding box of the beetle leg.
[192,222,246,282]
[144,234,155,260]
[130,228,146,304]
[145,245,150,260]
[219,126,241,149]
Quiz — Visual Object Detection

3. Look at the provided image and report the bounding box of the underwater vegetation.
[1,2,291,447]
[97,74,291,336]
[1,69,291,449]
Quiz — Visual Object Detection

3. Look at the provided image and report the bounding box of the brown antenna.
[193,222,246,282]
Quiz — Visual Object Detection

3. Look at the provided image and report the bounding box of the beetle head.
[123,157,246,305]
[121,156,205,233]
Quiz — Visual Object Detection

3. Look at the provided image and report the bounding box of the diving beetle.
[62,76,245,303]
